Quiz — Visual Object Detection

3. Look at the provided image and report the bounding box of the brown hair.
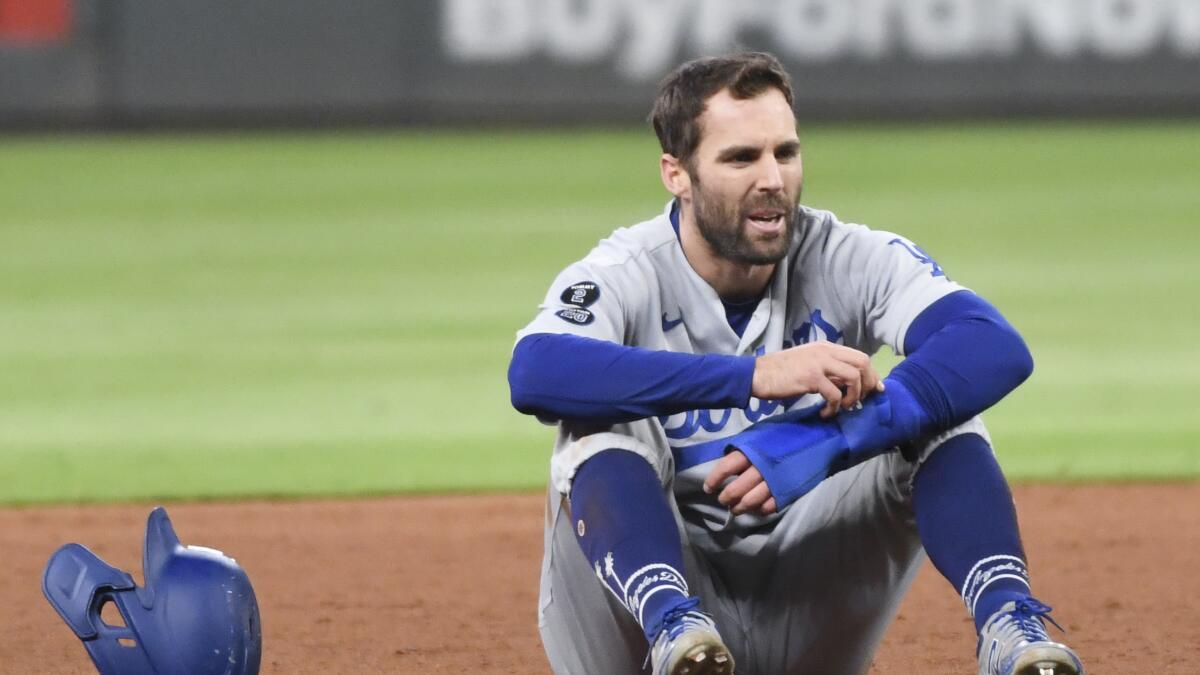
[650,52,795,168]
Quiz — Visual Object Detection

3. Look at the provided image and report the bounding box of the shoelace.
[994,599,1066,646]
[646,597,716,670]
[648,596,706,641]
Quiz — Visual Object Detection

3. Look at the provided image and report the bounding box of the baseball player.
[509,52,1085,675]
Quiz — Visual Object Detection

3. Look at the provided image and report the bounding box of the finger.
[732,480,772,515]
[857,354,884,394]
[718,467,763,507]
[760,497,778,515]
[831,347,879,397]
[861,361,883,395]
[824,359,862,410]
[703,451,751,494]
[703,461,736,495]
[829,343,871,363]
[816,378,842,418]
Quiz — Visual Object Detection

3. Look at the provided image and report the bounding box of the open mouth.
[746,209,785,233]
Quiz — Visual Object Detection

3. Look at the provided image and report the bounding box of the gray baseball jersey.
[520,202,990,674]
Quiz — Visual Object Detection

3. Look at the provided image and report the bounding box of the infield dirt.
[2,483,1196,673]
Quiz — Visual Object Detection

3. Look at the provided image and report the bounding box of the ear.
[659,154,692,199]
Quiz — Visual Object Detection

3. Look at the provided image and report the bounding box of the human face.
[686,88,803,265]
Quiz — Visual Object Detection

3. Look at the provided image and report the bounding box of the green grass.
[1,122,1197,504]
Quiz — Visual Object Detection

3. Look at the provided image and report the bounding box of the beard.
[691,181,799,266]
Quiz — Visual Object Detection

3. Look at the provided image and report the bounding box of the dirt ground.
[1,483,1196,674]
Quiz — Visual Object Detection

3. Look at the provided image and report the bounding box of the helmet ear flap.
[42,543,136,640]
[43,544,160,674]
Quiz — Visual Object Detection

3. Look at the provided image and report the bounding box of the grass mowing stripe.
[2,122,1197,503]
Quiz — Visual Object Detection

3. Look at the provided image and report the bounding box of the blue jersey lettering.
[888,238,946,278]
[660,311,844,442]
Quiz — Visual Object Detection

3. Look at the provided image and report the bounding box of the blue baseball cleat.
[977,598,1084,675]
[649,599,735,675]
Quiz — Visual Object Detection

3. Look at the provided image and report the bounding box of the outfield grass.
[1,122,1197,504]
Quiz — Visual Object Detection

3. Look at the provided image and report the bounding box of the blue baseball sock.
[570,449,695,644]
[912,433,1034,633]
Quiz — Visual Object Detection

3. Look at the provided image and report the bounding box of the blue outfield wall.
[2,0,1200,126]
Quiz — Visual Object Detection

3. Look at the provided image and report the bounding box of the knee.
[571,448,662,502]
[913,432,1011,502]
[568,448,678,550]
[920,432,993,472]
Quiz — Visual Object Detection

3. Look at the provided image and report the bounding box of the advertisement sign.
[2,0,1198,125]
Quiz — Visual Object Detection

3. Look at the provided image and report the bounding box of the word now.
[444,0,1200,80]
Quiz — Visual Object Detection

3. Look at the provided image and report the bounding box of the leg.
[570,450,694,641]
[912,432,1031,629]
[539,490,652,674]
[540,449,733,675]
[912,431,1084,674]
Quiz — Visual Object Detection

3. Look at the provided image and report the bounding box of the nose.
[757,157,784,193]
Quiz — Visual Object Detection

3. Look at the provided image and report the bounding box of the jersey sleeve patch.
[560,281,600,307]
[555,307,595,325]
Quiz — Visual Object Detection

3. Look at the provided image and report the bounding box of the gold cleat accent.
[672,640,734,675]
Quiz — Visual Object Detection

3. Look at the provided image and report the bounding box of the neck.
[678,204,775,302]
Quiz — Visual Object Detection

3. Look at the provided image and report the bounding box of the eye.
[776,146,799,161]
[718,147,766,166]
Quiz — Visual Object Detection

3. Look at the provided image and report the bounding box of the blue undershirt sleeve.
[888,289,1034,431]
[508,333,756,424]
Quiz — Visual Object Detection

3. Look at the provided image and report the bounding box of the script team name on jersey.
[658,310,843,442]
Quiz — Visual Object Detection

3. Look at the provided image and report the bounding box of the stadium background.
[2,0,1198,672]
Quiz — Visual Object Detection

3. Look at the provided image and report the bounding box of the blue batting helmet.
[42,507,262,675]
